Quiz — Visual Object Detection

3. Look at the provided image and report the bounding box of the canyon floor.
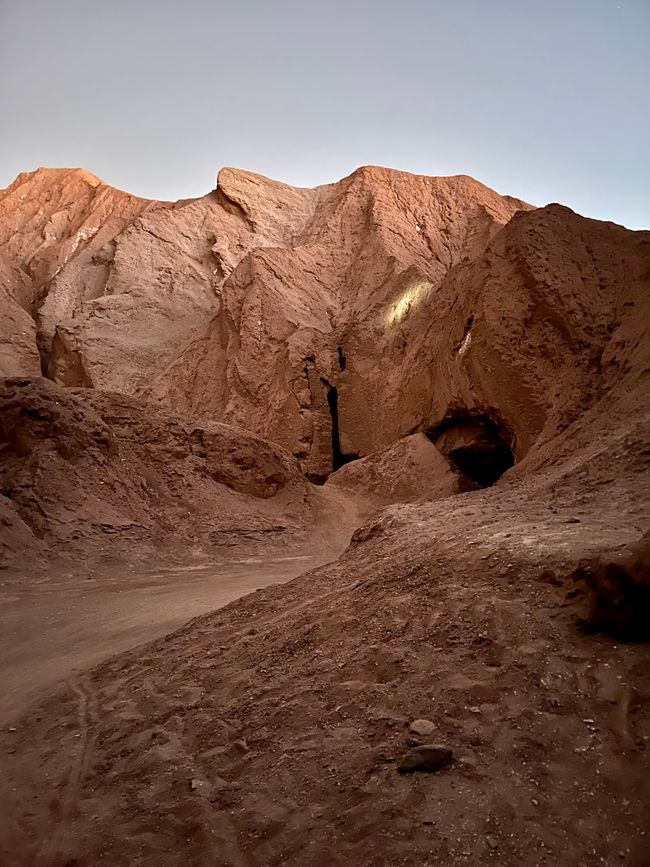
[0,553,329,724]
[1,481,648,867]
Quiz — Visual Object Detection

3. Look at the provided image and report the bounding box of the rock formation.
[150,168,532,479]
[152,197,650,482]
[0,163,649,866]
[0,377,338,569]
[0,167,319,393]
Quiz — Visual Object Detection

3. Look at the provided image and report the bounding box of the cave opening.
[427,411,515,488]
[327,385,358,472]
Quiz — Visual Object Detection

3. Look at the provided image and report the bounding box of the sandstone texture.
[325,432,474,512]
[0,167,319,393]
[150,168,532,479]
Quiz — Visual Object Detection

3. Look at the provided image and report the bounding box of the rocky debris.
[574,532,650,640]
[397,745,454,773]
[409,718,437,737]
[1,366,649,864]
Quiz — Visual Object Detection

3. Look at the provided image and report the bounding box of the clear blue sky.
[1,0,648,227]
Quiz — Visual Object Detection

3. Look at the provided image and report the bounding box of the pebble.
[397,745,453,774]
[409,719,436,737]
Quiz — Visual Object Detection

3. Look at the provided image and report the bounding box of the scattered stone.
[486,836,498,850]
[397,745,453,774]
[409,718,436,737]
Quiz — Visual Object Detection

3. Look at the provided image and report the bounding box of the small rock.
[397,745,453,774]
[409,719,436,737]
[486,835,498,850]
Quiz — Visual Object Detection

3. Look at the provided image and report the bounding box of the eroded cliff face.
[0,166,319,392]
[148,167,532,479]
[2,164,648,487]
[149,175,649,482]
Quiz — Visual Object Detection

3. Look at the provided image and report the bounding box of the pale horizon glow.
[1,0,648,229]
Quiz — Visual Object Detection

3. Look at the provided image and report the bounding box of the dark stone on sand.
[397,744,453,774]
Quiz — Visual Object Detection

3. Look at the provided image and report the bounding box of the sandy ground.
[0,553,327,724]
[2,467,648,867]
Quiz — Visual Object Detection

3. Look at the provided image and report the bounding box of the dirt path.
[0,554,325,723]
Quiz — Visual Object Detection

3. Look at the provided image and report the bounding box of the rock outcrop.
[152,193,649,482]
[0,377,336,569]
[0,166,320,393]
[150,168,531,479]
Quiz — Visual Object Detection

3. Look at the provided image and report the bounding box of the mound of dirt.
[0,377,346,571]
[325,432,475,513]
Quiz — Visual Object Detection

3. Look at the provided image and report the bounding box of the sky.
[1,0,648,228]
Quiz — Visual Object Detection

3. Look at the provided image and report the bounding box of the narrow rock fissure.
[326,384,358,472]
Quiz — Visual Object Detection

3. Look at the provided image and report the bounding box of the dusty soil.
[0,554,326,724]
[1,390,649,866]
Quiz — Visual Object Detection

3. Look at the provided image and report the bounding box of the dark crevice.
[306,471,328,486]
[427,409,515,488]
[455,314,474,351]
[37,344,51,379]
[325,383,359,472]
[337,346,347,371]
